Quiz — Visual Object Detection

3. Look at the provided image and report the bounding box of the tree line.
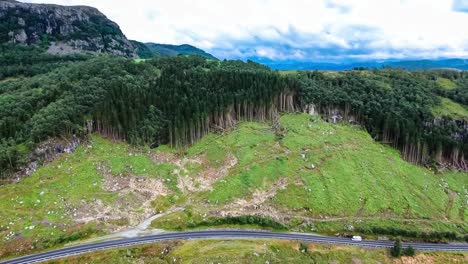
[0,44,91,80]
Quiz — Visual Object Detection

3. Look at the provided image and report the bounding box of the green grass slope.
[152,114,467,236]
[433,97,468,121]
[184,114,467,217]
[436,77,457,90]
[1,114,467,259]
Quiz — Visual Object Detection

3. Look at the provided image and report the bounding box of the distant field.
[44,239,468,264]
[278,70,298,75]
[436,77,458,90]
[433,97,468,121]
[1,113,467,259]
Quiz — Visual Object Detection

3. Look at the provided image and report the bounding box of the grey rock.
[14,29,27,42]
[0,0,137,57]
[14,136,81,182]
[17,17,25,26]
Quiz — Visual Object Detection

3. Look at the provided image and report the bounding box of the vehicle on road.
[352,236,362,241]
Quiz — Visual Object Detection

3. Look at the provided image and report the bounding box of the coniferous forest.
[1,44,467,178]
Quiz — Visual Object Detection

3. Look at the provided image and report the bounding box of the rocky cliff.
[0,0,137,57]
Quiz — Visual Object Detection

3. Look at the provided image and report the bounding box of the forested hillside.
[1,52,468,178]
[144,43,218,60]
[0,44,91,79]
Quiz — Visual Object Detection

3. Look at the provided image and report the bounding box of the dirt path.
[77,207,185,244]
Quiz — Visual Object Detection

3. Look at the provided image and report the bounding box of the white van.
[351,236,362,241]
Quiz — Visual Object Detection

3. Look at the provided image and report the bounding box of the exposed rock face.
[14,135,81,182]
[0,0,137,57]
[303,104,358,124]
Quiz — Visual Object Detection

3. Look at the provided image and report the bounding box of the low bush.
[356,226,461,242]
[189,215,287,230]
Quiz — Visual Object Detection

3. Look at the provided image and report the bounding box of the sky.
[23,0,468,62]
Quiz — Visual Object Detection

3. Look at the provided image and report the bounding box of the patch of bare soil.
[151,151,179,165]
[234,178,288,208]
[215,178,289,221]
[73,168,169,229]
[177,154,238,193]
[397,254,468,264]
[397,255,435,264]
[295,177,305,186]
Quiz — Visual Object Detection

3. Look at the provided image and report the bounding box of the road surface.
[2,229,468,264]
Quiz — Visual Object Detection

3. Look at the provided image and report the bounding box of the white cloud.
[21,0,468,61]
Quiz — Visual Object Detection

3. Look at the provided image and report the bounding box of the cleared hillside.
[1,113,466,258]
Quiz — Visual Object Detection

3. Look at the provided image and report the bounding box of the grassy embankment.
[44,240,468,264]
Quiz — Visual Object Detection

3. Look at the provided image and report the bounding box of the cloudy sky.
[24,0,468,62]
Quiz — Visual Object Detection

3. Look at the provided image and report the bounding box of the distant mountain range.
[0,0,217,60]
[259,58,468,71]
[1,1,466,69]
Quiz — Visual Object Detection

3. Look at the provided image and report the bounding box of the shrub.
[390,238,402,258]
[403,245,415,257]
[189,215,287,230]
[299,242,308,253]
[356,226,462,242]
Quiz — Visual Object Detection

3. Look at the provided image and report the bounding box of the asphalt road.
[2,229,468,264]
